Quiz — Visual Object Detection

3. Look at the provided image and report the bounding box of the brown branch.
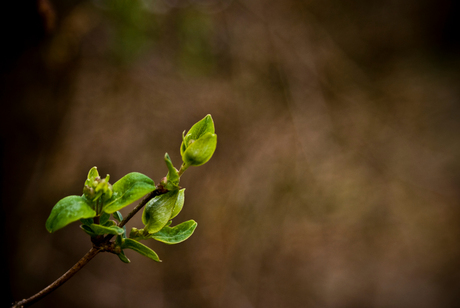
[11,247,100,308]
[11,184,168,308]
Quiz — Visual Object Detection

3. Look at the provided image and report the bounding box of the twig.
[11,184,167,308]
[11,247,100,308]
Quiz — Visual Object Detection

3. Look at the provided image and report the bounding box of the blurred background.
[2,0,460,307]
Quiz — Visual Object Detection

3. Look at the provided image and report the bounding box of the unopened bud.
[180,115,217,168]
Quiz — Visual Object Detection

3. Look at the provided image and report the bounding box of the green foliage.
[113,211,123,222]
[46,196,96,233]
[100,211,111,225]
[104,172,155,213]
[83,167,113,203]
[89,224,124,236]
[142,190,183,234]
[170,189,185,220]
[121,238,161,262]
[180,114,217,170]
[182,132,217,167]
[164,153,180,190]
[44,115,217,264]
[117,250,131,263]
[150,220,197,244]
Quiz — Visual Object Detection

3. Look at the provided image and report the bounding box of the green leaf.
[170,189,185,220]
[117,250,131,263]
[128,227,144,240]
[89,224,124,236]
[142,190,180,233]
[80,224,96,237]
[151,220,197,244]
[85,167,99,186]
[116,234,123,246]
[181,114,215,156]
[121,238,161,262]
[164,153,180,190]
[182,132,217,167]
[46,196,96,233]
[103,172,155,213]
[102,220,116,227]
[113,211,123,222]
[80,217,94,226]
[100,211,110,225]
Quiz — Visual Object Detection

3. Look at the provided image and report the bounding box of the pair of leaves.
[46,171,155,233]
[142,189,185,233]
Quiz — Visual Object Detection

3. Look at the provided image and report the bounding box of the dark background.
[2,0,460,307]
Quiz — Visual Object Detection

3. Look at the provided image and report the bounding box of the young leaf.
[46,196,96,233]
[89,224,124,236]
[181,114,215,156]
[102,220,116,227]
[100,211,110,225]
[85,167,99,186]
[115,234,124,246]
[170,189,185,220]
[164,153,179,190]
[113,211,123,222]
[117,250,131,263]
[121,238,161,262]
[142,190,179,233]
[80,217,94,226]
[151,220,197,244]
[103,172,155,213]
[80,224,96,237]
[128,227,145,240]
[182,133,217,167]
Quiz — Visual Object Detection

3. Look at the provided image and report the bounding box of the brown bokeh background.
[2,0,460,307]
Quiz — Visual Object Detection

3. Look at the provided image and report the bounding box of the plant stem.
[11,247,100,308]
[12,184,168,308]
[177,164,187,177]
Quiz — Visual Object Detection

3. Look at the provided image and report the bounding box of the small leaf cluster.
[45,115,217,263]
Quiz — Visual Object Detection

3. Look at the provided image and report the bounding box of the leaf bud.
[180,115,217,168]
[83,167,113,202]
[83,185,95,200]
